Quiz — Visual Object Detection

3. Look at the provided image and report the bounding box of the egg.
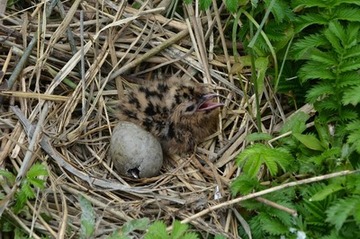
[109,121,163,178]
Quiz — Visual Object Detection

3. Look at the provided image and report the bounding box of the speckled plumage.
[118,77,223,155]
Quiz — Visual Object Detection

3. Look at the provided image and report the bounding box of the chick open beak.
[197,94,224,112]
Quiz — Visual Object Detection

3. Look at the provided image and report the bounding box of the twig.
[179,170,359,224]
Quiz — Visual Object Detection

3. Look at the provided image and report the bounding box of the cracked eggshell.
[109,121,163,178]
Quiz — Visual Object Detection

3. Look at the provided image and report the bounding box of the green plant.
[232,111,360,238]
[0,163,48,238]
[144,220,198,239]
[0,163,48,214]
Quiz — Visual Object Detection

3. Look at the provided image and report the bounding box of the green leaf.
[339,58,360,72]
[263,156,278,176]
[0,169,15,184]
[171,220,188,239]
[144,221,168,239]
[326,196,360,231]
[259,213,289,235]
[310,48,337,66]
[199,0,212,10]
[79,195,95,239]
[237,144,293,177]
[121,218,150,235]
[225,0,242,13]
[328,21,346,47]
[306,83,334,103]
[280,111,309,134]
[309,184,344,201]
[28,178,46,189]
[231,174,260,195]
[293,133,325,151]
[26,163,48,179]
[255,57,269,94]
[298,61,336,82]
[342,84,360,106]
[245,133,273,142]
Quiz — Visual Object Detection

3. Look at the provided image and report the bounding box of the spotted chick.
[117,77,223,155]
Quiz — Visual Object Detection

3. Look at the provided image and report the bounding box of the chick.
[117,77,223,155]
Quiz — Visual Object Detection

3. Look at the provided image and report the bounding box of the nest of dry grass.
[0,0,293,238]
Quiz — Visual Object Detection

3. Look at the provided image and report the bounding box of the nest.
[0,0,293,238]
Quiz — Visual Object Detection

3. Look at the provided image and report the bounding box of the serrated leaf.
[263,156,278,176]
[0,169,15,184]
[27,163,48,178]
[144,221,168,239]
[231,174,259,195]
[243,153,263,178]
[342,84,360,106]
[28,178,46,189]
[171,220,188,239]
[326,196,360,231]
[309,184,344,201]
[79,195,95,239]
[121,218,149,235]
[260,214,288,235]
[293,133,325,151]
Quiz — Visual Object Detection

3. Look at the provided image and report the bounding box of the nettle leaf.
[171,221,189,239]
[339,58,360,73]
[295,13,328,33]
[292,33,328,59]
[326,196,360,231]
[338,72,360,87]
[306,83,334,103]
[231,174,260,195]
[237,144,293,177]
[309,183,344,201]
[298,61,336,82]
[324,27,343,54]
[120,218,149,235]
[346,121,360,153]
[344,22,360,48]
[265,0,294,23]
[333,5,360,22]
[0,170,15,184]
[343,45,360,59]
[342,84,360,106]
[260,213,289,235]
[144,221,168,239]
[27,163,48,179]
[328,21,346,46]
[293,133,326,151]
[310,48,338,66]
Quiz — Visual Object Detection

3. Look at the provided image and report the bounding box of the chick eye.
[185,105,195,112]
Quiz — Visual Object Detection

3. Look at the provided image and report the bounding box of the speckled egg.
[109,121,163,178]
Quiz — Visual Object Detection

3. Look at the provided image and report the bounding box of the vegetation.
[0,0,359,238]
